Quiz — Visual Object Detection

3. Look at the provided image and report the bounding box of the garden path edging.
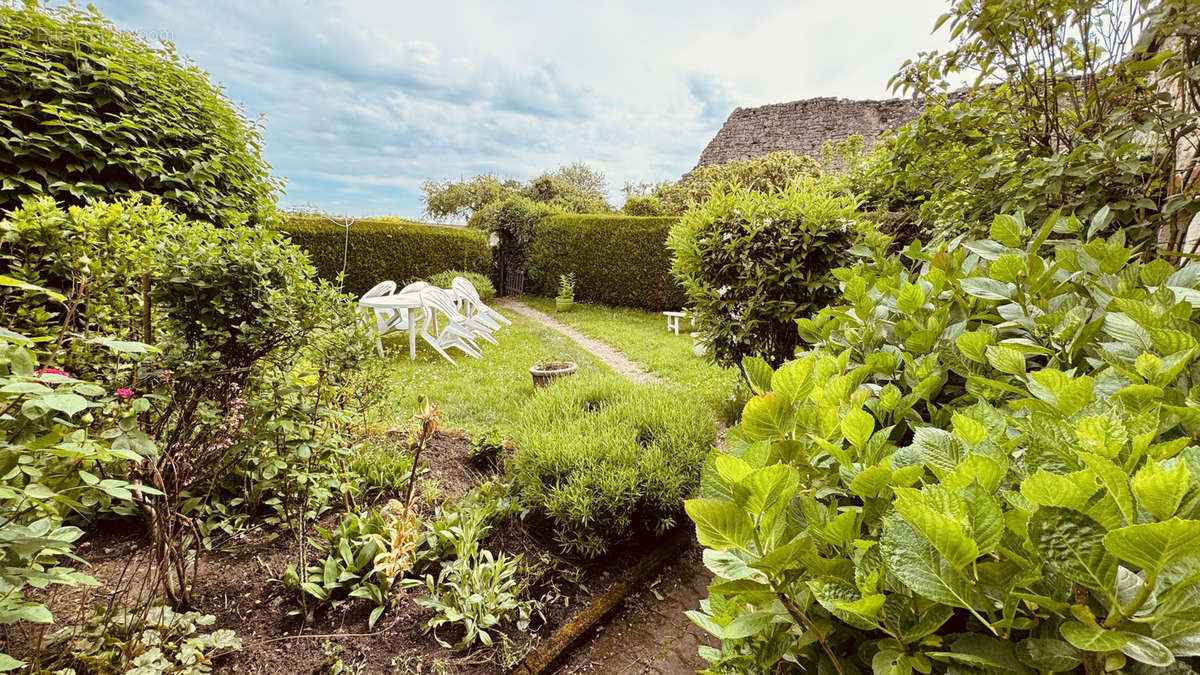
[496,299,663,385]
[512,528,692,675]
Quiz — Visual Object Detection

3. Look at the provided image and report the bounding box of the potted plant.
[530,360,578,388]
[555,272,575,312]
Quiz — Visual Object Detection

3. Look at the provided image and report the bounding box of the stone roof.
[694,96,929,169]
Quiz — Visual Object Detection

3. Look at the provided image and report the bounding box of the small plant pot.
[555,296,574,312]
[691,332,707,358]
[531,361,578,388]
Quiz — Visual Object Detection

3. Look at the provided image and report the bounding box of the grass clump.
[510,375,715,558]
[427,270,496,301]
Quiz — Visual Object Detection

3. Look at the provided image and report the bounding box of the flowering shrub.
[0,328,157,671]
[668,176,864,368]
[0,199,372,609]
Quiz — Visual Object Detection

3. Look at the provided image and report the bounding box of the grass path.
[497,299,662,384]
[516,296,739,417]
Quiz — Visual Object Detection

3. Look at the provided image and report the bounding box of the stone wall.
[694,96,930,169]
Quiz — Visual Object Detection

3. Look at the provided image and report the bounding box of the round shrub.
[510,376,715,558]
[0,4,278,227]
[621,195,667,217]
[668,176,863,368]
[428,270,495,301]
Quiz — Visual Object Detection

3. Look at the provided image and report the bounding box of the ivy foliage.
[0,4,279,227]
[668,176,863,368]
[687,211,1200,674]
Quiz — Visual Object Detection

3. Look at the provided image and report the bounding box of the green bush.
[428,270,495,302]
[527,214,684,310]
[0,199,371,608]
[668,176,863,368]
[510,376,715,557]
[0,4,278,227]
[280,216,491,297]
[468,195,558,269]
[621,195,667,217]
[687,211,1200,673]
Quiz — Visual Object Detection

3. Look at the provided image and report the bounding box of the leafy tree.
[0,3,279,227]
[874,0,1200,248]
[422,163,612,221]
[420,173,523,222]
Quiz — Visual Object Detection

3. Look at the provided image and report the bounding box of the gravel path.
[499,297,716,674]
[497,299,663,385]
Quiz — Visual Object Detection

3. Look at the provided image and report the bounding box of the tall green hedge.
[280,216,491,296]
[526,214,684,310]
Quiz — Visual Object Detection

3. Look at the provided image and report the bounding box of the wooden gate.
[498,248,524,296]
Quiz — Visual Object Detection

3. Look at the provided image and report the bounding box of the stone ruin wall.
[694,96,934,170]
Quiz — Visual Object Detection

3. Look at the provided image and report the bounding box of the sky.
[90,0,956,220]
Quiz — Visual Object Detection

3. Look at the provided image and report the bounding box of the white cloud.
[91,0,954,218]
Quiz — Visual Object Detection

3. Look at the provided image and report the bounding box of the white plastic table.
[358,292,423,359]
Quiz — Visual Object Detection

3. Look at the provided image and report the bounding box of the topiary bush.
[428,270,495,302]
[668,176,863,369]
[687,211,1200,674]
[280,216,491,296]
[526,214,684,310]
[0,4,279,227]
[510,376,715,558]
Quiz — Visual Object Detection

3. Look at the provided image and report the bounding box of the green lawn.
[356,308,607,433]
[519,295,739,417]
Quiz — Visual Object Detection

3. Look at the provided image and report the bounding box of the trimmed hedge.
[526,214,684,310]
[280,216,491,296]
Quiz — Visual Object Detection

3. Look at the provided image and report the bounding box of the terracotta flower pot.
[530,361,578,388]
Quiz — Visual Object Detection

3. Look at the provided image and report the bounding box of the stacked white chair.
[359,280,401,357]
[417,287,489,365]
[451,277,511,328]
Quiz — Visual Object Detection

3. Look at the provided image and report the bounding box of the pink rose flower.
[35,367,69,378]
[115,388,134,399]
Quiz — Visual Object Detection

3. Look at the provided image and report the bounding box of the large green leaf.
[1131,461,1189,522]
[1016,638,1083,672]
[1060,620,1133,651]
[740,392,794,442]
[1078,453,1135,526]
[960,277,1017,301]
[742,356,774,395]
[893,488,979,570]
[686,499,754,551]
[1103,518,1200,573]
[880,515,977,609]
[990,213,1027,248]
[1028,507,1117,591]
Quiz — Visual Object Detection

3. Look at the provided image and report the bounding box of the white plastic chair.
[400,281,431,294]
[418,287,485,365]
[428,286,498,346]
[359,281,402,357]
[452,277,511,328]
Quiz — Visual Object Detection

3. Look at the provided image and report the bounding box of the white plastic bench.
[663,311,689,335]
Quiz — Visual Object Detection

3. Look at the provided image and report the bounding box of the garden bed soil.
[13,432,663,674]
